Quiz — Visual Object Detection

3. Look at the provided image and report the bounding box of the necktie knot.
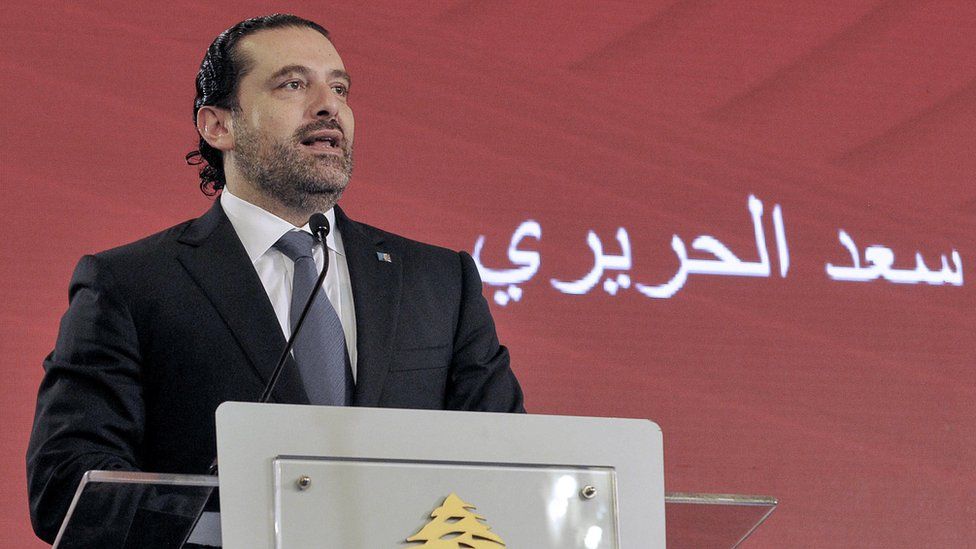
[274,231,316,262]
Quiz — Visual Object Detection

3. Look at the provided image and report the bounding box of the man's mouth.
[300,129,344,154]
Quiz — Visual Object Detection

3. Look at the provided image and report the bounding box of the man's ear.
[196,106,235,152]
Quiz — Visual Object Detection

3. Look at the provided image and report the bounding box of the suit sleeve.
[445,251,525,413]
[26,254,145,543]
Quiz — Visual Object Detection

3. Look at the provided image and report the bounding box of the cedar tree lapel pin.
[376,251,393,263]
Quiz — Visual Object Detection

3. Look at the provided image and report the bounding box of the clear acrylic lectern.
[52,470,217,548]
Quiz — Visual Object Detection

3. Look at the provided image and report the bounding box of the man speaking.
[27,13,524,543]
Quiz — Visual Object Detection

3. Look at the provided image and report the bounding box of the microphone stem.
[257,247,330,404]
[209,229,330,474]
[185,226,330,548]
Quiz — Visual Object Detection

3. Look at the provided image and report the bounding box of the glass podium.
[53,471,775,548]
[665,492,777,548]
[52,471,218,548]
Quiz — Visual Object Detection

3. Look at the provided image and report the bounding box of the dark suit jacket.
[26,202,524,542]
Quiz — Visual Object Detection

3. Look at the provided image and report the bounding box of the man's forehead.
[237,26,345,74]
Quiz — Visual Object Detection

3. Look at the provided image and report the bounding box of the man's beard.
[232,117,353,214]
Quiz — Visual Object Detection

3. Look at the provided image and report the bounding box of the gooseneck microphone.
[185,213,329,548]
[256,213,331,403]
[184,215,334,547]
[207,214,331,475]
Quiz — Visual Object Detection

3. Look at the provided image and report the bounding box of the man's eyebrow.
[268,64,312,82]
[267,65,351,86]
[330,69,352,87]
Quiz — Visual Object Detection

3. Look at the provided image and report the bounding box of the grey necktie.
[273,230,353,405]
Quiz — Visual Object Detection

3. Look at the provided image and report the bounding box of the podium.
[52,403,776,548]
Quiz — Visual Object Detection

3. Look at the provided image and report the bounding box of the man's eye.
[282,80,305,90]
[332,84,349,97]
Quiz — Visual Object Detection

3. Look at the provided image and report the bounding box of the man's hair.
[185,14,331,195]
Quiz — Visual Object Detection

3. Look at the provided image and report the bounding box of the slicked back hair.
[186,14,331,195]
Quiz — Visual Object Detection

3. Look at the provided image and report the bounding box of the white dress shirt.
[220,189,358,380]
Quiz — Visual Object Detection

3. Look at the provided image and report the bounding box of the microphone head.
[308,213,330,242]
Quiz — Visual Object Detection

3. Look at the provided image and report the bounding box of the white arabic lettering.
[825,230,963,285]
[472,220,541,305]
[471,194,964,306]
[550,228,632,295]
[635,195,783,298]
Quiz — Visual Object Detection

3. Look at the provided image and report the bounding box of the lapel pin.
[376,252,393,263]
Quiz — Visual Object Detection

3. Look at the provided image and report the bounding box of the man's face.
[228,26,355,212]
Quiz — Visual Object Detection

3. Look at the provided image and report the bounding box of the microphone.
[257,213,331,404]
[205,214,332,473]
[309,212,330,242]
[187,215,334,547]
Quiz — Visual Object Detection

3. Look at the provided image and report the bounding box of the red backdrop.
[2,2,974,547]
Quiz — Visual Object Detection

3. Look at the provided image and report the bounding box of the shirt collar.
[220,188,342,264]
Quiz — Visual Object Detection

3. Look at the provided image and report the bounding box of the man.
[27,14,523,543]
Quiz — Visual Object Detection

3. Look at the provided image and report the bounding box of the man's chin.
[309,171,350,193]
[291,189,342,215]
[304,182,347,197]
[306,156,351,182]
[297,177,349,208]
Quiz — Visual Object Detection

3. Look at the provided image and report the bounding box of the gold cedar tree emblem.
[406,493,506,548]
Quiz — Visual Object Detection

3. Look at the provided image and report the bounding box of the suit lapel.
[336,207,402,406]
[176,201,309,405]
